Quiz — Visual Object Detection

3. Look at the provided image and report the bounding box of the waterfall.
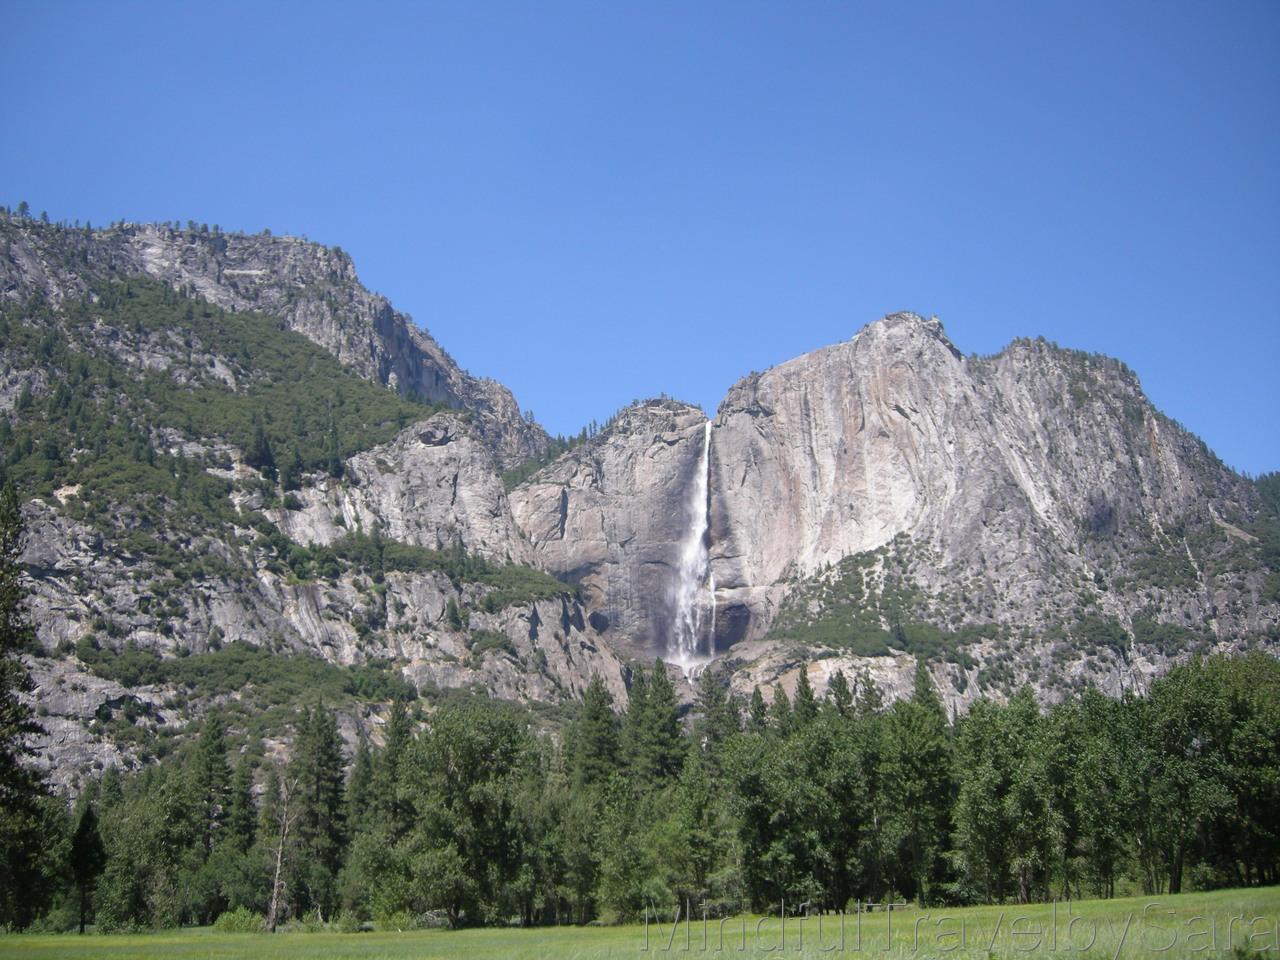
[670,420,715,665]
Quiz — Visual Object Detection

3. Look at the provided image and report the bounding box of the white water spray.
[670,420,716,667]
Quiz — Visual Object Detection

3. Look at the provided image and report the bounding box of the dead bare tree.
[265,774,301,933]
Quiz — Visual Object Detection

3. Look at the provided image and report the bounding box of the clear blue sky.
[3,1,1277,474]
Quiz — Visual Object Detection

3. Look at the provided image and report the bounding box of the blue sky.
[3,1,1277,474]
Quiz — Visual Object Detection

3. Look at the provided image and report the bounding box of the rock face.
[276,411,534,565]
[21,485,628,783]
[710,314,1269,640]
[0,217,546,468]
[512,313,1277,697]
[509,400,710,655]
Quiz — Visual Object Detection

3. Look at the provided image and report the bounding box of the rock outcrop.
[275,411,533,564]
[509,400,710,655]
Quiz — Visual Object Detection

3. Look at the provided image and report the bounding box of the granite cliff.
[2,212,1277,784]
[512,314,1277,709]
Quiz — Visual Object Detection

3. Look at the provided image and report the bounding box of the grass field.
[2,888,1277,959]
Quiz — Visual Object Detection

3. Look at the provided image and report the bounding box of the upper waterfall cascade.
[669,420,716,666]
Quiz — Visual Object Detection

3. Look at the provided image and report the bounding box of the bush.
[214,906,264,933]
[376,909,420,931]
[335,911,364,933]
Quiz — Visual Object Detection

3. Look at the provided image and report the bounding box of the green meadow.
[2,887,1277,959]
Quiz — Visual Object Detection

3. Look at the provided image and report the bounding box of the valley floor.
[1,887,1277,959]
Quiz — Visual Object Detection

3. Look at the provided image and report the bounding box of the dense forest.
[2,467,1277,933]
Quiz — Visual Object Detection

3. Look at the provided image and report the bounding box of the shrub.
[214,906,264,933]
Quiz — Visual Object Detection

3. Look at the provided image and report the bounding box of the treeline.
[4,650,1278,932]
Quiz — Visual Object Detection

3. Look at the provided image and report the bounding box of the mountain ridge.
[1,211,1276,785]
[0,215,549,469]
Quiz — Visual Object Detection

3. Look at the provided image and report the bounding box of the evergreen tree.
[640,660,684,786]
[570,675,618,788]
[793,669,818,726]
[259,762,281,839]
[373,698,414,840]
[69,798,106,933]
[245,419,276,480]
[826,669,853,717]
[620,661,683,788]
[346,738,374,836]
[620,664,650,774]
[694,667,740,766]
[747,686,768,732]
[225,753,257,853]
[281,447,304,492]
[193,713,231,854]
[768,683,792,735]
[288,705,346,918]
[0,481,59,929]
[855,669,884,715]
[445,597,463,631]
[326,415,344,478]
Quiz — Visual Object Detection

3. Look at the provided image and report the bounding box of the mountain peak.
[854,310,962,359]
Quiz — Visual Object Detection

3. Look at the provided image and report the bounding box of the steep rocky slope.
[0,216,546,468]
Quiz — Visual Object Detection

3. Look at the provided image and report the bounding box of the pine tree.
[281,447,304,492]
[827,669,853,717]
[621,664,651,774]
[69,800,106,933]
[0,481,57,929]
[373,698,414,840]
[326,415,344,478]
[288,705,346,918]
[622,662,683,788]
[445,597,463,631]
[856,669,884,715]
[192,713,231,854]
[570,675,618,788]
[346,737,374,836]
[641,659,684,784]
[747,686,768,732]
[694,667,740,758]
[793,669,818,726]
[225,753,257,853]
[259,762,281,838]
[768,684,792,735]
[245,419,276,480]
